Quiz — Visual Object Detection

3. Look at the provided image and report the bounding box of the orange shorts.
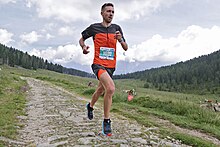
[97,69,106,79]
[91,64,115,80]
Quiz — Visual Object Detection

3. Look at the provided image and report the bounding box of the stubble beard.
[105,17,113,24]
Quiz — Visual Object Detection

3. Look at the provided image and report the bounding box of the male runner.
[79,3,128,136]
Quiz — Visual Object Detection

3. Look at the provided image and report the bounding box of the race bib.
[99,47,115,60]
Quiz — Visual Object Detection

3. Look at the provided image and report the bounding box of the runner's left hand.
[115,31,122,41]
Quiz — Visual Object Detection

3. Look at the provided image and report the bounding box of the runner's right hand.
[83,46,90,54]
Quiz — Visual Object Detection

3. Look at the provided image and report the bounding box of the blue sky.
[1,0,220,74]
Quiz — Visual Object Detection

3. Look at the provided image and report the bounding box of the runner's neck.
[101,22,111,27]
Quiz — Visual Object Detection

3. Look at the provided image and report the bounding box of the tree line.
[0,43,94,78]
[114,50,220,94]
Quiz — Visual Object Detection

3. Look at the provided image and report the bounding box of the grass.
[111,93,220,139]
[111,103,217,147]
[0,66,27,146]
[161,129,216,147]
[1,65,220,146]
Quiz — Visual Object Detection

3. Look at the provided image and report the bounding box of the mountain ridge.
[114,49,220,94]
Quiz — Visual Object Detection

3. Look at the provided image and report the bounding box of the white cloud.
[46,33,54,40]
[0,0,16,4]
[115,0,178,21]
[43,23,57,31]
[58,26,74,36]
[29,44,94,66]
[123,25,220,63]
[26,0,93,23]
[0,28,13,45]
[25,0,178,23]
[20,31,42,44]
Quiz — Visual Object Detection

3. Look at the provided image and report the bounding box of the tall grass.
[112,93,220,140]
[0,66,27,146]
[131,96,220,125]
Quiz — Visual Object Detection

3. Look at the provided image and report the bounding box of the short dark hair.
[101,3,114,11]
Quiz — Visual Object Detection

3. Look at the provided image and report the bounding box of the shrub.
[82,88,95,95]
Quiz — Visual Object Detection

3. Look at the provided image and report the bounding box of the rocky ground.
[1,78,194,146]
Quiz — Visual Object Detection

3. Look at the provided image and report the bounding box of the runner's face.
[102,6,114,23]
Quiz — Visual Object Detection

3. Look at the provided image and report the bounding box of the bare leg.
[90,82,104,108]
[99,72,115,119]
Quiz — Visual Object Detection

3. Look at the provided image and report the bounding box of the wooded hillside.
[114,50,220,94]
[0,43,93,78]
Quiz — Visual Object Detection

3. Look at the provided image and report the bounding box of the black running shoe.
[86,103,93,120]
[102,119,112,136]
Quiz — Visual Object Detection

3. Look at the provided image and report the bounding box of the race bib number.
[99,47,115,60]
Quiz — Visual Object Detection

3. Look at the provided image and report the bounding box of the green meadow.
[0,66,27,146]
[0,65,219,147]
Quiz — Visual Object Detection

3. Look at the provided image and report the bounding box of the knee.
[106,85,115,95]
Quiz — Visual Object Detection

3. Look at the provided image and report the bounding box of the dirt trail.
[3,78,191,146]
[154,118,220,145]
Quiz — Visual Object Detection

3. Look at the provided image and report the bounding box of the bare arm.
[115,31,128,51]
[120,41,128,51]
[79,37,90,54]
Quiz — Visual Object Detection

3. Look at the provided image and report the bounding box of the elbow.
[124,44,128,51]
[79,37,85,43]
[79,38,83,44]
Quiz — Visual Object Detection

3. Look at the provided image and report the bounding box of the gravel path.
[3,78,190,146]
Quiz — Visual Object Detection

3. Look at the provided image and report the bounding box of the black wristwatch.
[118,38,124,43]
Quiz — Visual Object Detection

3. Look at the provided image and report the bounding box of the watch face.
[119,38,124,42]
